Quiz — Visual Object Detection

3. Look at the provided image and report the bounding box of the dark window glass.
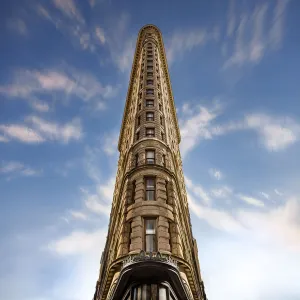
[160,116,163,125]
[162,154,166,167]
[145,219,156,251]
[147,66,153,70]
[146,112,154,121]
[146,89,154,95]
[136,131,140,140]
[147,79,153,85]
[132,181,136,202]
[137,116,141,126]
[147,60,153,65]
[146,99,154,107]
[139,103,141,111]
[146,128,155,137]
[135,154,139,167]
[161,132,164,141]
[146,150,155,164]
[147,72,153,77]
[145,178,155,201]
[159,104,162,111]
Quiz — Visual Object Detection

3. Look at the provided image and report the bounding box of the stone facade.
[93,25,207,300]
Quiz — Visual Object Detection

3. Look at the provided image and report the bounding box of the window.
[135,153,139,167]
[162,154,166,167]
[146,150,155,164]
[147,55,153,59]
[146,112,154,121]
[146,79,153,85]
[159,104,162,111]
[147,66,153,70]
[145,178,155,201]
[161,132,164,141]
[145,218,156,251]
[147,72,153,77]
[168,221,172,251]
[137,116,141,126]
[146,99,154,107]
[138,103,141,111]
[146,128,155,137]
[160,116,163,125]
[146,89,154,95]
[136,131,140,140]
[132,182,136,203]
[165,180,169,202]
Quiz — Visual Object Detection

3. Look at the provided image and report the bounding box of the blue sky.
[0,0,300,299]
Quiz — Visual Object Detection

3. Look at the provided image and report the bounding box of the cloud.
[0,161,41,178]
[245,113,300,151]
[210,186,233,199]
[275,189,283,196]
[166,27,218,64]
[82,177,115,216]
[179,102,222,157]
[0,67,116,109]
[69,210,88,220]
[95,26,106,44]
[102,132,119,156]
[223,0,290,68]
[179,102,300,156]
[209,168,222,180]
[260,192,270,200]
[29,100,50,112]
[52,0,83,23]
[185,176,211,204]
[6,18,28,36]
[238,194,265,207]
[0,116,82,144]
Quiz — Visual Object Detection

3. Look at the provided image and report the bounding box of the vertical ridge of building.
[94,24,207,300]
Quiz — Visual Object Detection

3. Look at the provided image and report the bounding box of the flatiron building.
[93,24,207,300]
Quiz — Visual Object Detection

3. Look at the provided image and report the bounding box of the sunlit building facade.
[93,24,207,300]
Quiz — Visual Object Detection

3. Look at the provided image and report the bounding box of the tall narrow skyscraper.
[94,25,207,300]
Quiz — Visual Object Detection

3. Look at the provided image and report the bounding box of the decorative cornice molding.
[118,24,181,152]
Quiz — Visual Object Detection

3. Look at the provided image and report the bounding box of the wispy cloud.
[224,0,290,68]
[179,102,300,156]
[52,0,83,23]
[238,194,265,207]
[0,116,82,144]
[0,161,41,178]
[0,67,117,110]
[102,132,119,156]
[210,186,233,199]
[6,18,28,36]
[69,210,88,220]
[209,168,223,180]
[245,113,300,151]
[166,26,218,64]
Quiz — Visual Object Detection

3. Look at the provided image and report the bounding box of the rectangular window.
[136,131,140,140]
[147,60,153,65]
[146,89,154,95]
[135,154,139,167]
[146,79,153,85]
[146,112,154,121]
[146,128,155,137]
[137,116,141,126]
[138,103,141,111]
[147,72,153,77]
[159,104,162,111]
[162,154,166,167]
[145,178,155,201]
[146,99,154,107]
[145,218,156,252]
[160,116,163,125]
[132,182,136,203]
[147,66,153,71]
[161,132,164,141]
[147,55,153,59]
[146,150,155,164]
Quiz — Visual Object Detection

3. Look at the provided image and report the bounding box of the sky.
[0,0,300,299]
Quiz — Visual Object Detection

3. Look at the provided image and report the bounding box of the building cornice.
[118,24,181,151]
